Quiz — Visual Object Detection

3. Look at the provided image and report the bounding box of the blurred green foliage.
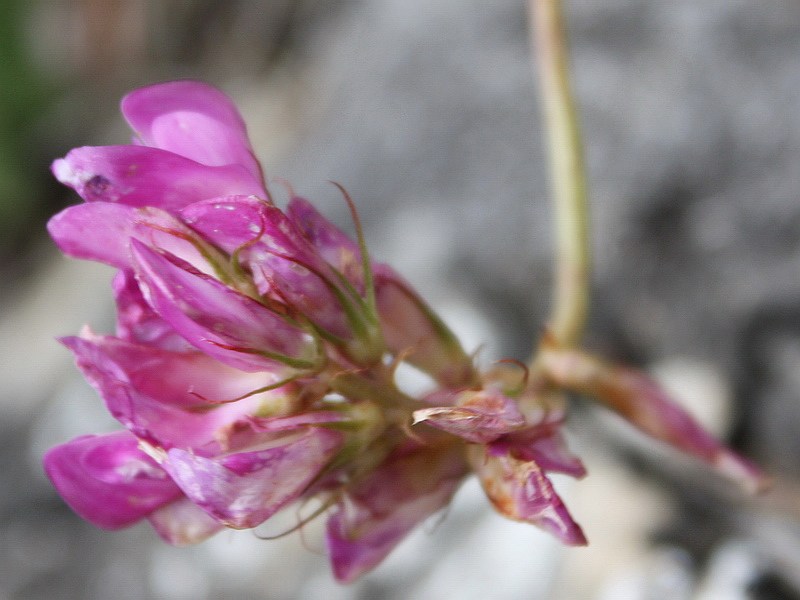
[0,0,56,260]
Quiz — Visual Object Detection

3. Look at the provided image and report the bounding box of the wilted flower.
[45,81,764,582]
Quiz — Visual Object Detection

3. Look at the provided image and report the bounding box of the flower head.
[45,81,764,582]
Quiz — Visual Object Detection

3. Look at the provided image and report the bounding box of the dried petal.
[469,445,586,546]
[541,348,767,492]
[147,498,224,546]
[413,388,526,443]
[374,267,475,387]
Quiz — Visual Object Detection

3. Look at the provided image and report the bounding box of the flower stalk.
[530,0,591,350]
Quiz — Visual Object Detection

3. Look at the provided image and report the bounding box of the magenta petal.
[131,239,317,373]
[48,202,214,273]
[286,197,364,288]
[163,428,343,528]
[326,443,467,583]
[510,427,587,479]
[113,270,192,351]
[179,196,312,260]
[179,195,268,244]
[51,145,264,211]
[62,334,274,409]
[43,432,182,530]
[147,498,223,546]
[181,196,352,337]
[48,202,139,268]
[471,447,586,546]
[60,334,276,449]
[121,81,262,182]
[413,388,526,443]
[286,197,358,258]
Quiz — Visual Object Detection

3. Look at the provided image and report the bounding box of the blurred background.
[3,0,800,598]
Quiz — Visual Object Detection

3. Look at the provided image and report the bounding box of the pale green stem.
[529,0,591,349]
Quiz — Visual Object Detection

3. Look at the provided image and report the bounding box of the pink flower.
[45,81,764,583]
[326,437,468,582]
[43,432,183,530]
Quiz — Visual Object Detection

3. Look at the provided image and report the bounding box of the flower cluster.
[45,81,763,582]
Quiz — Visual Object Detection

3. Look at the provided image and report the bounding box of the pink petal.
[60,334,279,449]
[470,446,587,546]
[248,411,350,432]
[325,442,467,583]
[131,239,318,373]
[51,145,264,211]
[48,202,139,268]
[179,196,315,264]
[374,267,475,387]
[288,199,477,365]
[181,196,353,337]
[113,270,192,351]
[506,426,587,479]
[286,197,364,289]
[147,498,223,546]
[65,334,275,408]
[162,428,343,529]
[43,432,182,530]
[121,81,263,183]
[541,349,767,492]
[413,388,526,443]
[48,202,214,273]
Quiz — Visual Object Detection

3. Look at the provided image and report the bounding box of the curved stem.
[529,0,591,349]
